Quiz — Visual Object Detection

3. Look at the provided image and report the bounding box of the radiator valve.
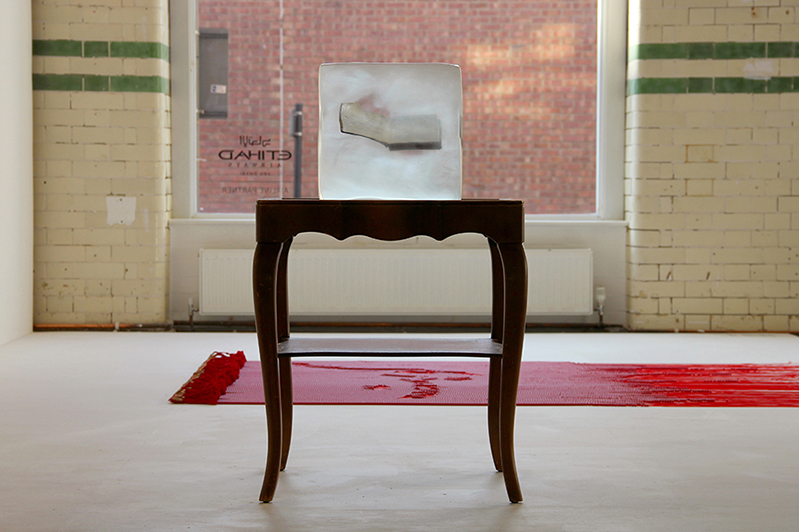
[594,286,607,328]
[188,298,199,331]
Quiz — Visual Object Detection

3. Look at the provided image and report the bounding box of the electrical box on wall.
[198,28,228,118]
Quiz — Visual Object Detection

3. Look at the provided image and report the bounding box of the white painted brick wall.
[32,0,170,326]
[627,0,799,331]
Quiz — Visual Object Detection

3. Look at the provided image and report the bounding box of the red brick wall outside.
[198,0,597,215]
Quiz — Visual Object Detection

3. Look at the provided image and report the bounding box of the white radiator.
[198,248,593,317]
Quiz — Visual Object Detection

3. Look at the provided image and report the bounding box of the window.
[171,0,625,219]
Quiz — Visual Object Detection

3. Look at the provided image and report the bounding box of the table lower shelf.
[275,337,504,358]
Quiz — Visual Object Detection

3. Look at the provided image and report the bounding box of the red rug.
[170,352,799,407]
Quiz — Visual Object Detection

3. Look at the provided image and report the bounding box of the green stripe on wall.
[629,42,797,61]
[33,74,169,94]
[627,77,798,95]
[110,42,170,60]
[33,39,169,61]
[32,40,82,56]
[32,74,83,91]
[83,41,109,58]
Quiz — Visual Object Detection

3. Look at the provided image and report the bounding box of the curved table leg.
[279,356,293,471]
[488,239,505,342]
[487,357,503,471]
[487,240,504,471]
[498,242,527,503]
[276,238,293,471]
[253,242,284,502]
[276,237,292,341]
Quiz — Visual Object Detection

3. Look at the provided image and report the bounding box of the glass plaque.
[318,63,463,200]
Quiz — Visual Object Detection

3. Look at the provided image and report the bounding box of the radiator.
[198,248,593,317]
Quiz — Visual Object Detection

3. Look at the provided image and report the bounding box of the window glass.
[197,1,597,215]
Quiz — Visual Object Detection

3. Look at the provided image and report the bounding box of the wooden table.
[253,199,527,503]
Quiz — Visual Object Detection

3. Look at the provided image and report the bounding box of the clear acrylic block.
[318,63,462,200]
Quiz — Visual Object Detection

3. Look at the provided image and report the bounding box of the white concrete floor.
[1,331,798,531]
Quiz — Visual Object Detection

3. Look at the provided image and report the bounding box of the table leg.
[487,239,504,471]
[487,357,503,471]
[276,237,292,341]
[498,242,527,503]
[488,239,505,342]
[276,238,294,470]
[279,356,293,471]
[253,242,284,502]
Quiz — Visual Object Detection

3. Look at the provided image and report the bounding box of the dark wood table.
[253,199,527,503]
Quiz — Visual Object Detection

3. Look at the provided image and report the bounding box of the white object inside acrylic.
[318,63,463,200]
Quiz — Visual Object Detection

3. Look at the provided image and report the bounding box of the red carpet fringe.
[169,351,246,405]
